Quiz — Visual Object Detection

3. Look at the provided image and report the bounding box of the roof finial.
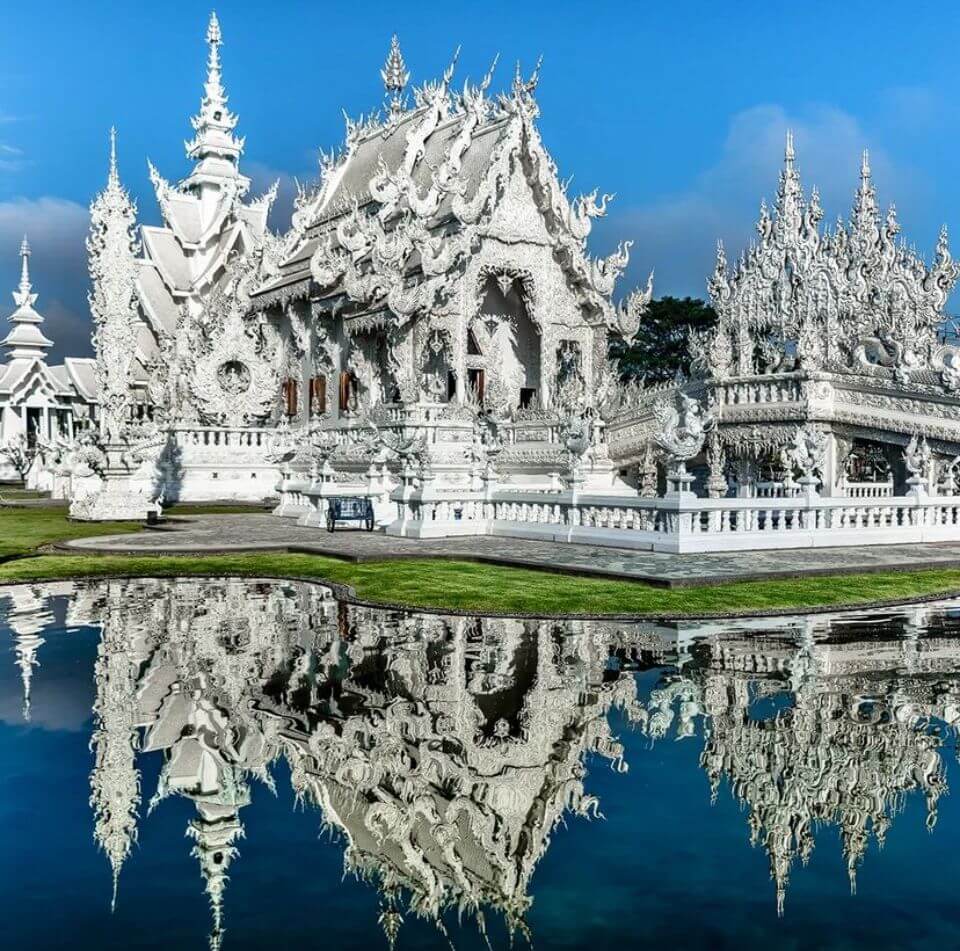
[861,148,871,180]
[184,11,244,182]
[785,129,795,167]
[18,234,31,293]
[381,34,410,105]
[207,10,222,48]
[108,126,119,186]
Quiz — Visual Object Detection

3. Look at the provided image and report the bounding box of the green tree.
[609,296,717,383]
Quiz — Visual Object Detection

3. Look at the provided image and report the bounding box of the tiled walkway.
[59,514,960,586]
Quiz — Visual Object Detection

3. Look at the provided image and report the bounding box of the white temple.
[0,237,98,481]
[27,11,960,552]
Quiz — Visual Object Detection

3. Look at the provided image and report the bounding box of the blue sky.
[1,0,959,360]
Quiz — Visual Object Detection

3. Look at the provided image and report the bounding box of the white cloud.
[598,103,919,301]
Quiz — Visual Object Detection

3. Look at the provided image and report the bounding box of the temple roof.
[129,12,274,360]
[255,106,512,302]
[0,357,76,400]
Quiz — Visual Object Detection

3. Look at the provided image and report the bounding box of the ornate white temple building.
[0,237,98,481]
[42,12,960,552]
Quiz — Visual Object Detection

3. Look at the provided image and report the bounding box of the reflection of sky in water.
[2,579,960,950]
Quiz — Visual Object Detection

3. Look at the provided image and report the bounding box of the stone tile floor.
[58,514,960,586]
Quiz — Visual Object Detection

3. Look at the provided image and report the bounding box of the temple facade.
[60,13,960,552]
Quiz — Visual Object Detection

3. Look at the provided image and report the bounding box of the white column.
[821,433,838,497]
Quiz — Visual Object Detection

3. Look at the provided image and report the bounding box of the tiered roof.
[131,12,275,371]
[2,236,53,360]
[253,39,643,336]
[0,237,96,406]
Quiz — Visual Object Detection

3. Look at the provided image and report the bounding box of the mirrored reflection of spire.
[89,594,143,911]
[5,586,53,721]
[188,803,245,951]
[12,628,43,722]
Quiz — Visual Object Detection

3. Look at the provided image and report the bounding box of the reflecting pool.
[2,578,960,949]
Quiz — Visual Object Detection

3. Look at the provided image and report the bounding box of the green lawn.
[0,507,143,557]
[0,502,262,558]
[3,505,960,615]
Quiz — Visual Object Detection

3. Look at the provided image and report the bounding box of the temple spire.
[381,35,410,115]
[2,235,53,360]
[850,147,880,251]
[108,126,119,187]
[88,127,140,442]
[17,235,32,298]
[184,11,246,188]
[785,129,795,169]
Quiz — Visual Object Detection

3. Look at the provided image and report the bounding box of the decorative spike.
[108,126,119,186]
[18,234,31,294]
[480,52,500,92]
[785,129,795,166]
[184,11,245,181]
[381,34,410,99]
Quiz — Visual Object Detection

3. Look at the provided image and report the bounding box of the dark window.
[467,368,485,404]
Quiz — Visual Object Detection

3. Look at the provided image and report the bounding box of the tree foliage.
[609,296,717,383]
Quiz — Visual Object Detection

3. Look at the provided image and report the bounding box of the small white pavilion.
[0,237,99,479]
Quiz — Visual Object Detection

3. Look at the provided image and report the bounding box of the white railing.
[172,426,273,450]
[362,482,960,553]
[754,481,796,498]
[838,477,894,499]
[712,375,805,408]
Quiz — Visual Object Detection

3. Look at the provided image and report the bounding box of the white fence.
[359,484,960,553]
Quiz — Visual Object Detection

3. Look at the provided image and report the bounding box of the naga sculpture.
[653,393,714,470]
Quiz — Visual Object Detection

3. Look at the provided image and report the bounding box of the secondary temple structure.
[0,238,99,481]
[17,12,960,553]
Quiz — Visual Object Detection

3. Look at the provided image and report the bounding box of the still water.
[1,578,959,949]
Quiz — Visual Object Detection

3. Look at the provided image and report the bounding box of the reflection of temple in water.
[55,579,663,947]
[647,608,960,914]
[6,579,960,944]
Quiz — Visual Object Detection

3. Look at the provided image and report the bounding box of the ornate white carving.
[88,129,140,443]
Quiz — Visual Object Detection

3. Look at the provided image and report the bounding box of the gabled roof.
[254,108,514,303]
[136,261,181,334]
[142,226,193,295]
[62,358,98,401]
[0,357,74,400]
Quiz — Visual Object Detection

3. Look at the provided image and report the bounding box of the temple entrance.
[476,273,540,409]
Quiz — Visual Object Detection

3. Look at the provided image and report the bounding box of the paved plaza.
[58,514,960,586]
